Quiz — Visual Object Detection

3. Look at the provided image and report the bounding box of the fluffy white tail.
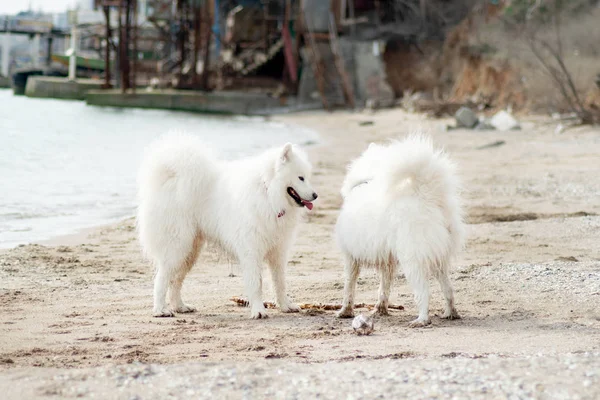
[383,134,464,255]
[382,134,453,199]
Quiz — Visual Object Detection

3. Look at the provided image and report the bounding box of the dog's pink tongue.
[302,201,313,210]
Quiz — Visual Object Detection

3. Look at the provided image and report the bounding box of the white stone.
[489,110,520,131]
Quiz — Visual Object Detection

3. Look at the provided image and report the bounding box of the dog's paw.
[336,307,355,319]
[372,302,390,316]
[408,318,431,328]
[153,308,175,318]
[250,307,269,319]
[280,302,300,313]
[176,304,197,314]
[441,308,461,320]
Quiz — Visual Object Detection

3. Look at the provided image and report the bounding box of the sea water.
[0,89,318,248]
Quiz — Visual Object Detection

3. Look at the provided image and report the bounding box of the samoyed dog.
[335,134,464,327]
[137,134,318,319]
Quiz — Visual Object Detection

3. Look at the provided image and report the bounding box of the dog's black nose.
[312,192,318,200]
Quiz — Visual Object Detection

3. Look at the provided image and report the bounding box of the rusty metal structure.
[91,0,473,108]
[94,0,215,92]
[93,0,136,90]
[145,0,214,90]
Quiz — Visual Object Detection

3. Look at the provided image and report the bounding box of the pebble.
[352,314,374,336]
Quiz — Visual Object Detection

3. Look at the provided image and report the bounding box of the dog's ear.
[368,142,376,149]
[280,143,293,163]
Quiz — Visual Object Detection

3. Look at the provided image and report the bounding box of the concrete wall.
[351,40,395,108]
[297,41,353,109]
[0,75,9,88]
[85,89,298,115]
[25,77,104,100]
[301,0,332,33]
[297,38,395,109]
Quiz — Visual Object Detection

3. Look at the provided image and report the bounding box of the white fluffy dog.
[137,134,318,319]
[335,134,464,327]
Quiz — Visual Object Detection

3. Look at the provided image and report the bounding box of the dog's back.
[137,134,219,260]
[337,134,464,268]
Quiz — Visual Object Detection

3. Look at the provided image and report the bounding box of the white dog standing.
[335,134,464,327]
[137,134,318,319]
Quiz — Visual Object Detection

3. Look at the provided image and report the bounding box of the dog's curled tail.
[383,134,453,198]
[384,133,465,254]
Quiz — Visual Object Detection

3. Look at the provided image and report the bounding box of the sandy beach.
[1,108,599,398]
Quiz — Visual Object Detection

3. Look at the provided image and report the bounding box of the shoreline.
[0,112,322,251]
[16,110,331,249]
[37,216,137,248]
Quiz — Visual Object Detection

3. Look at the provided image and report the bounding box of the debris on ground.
[399,91,465,118]
[477,140,506,150]
[231,297,277,309]
[401,91,434,113]
[230,297,404,311]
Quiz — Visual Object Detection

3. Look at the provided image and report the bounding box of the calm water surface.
[0,89,318,248]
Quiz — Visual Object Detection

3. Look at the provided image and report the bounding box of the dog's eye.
[298,176,305,181]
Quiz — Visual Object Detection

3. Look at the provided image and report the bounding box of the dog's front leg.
[241,257,268,319]
[267,250,299,313]
[337,255,359,318]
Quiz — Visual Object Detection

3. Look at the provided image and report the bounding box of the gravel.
[465,261,600,304]
[2,352,599,399]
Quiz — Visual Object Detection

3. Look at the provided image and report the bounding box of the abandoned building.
[91,0,473,110]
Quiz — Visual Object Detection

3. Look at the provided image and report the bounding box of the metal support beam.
[1,32,11,77]
[103,5,112,88]
[68,26,78,81]
[46,36,53,66]
[31,33,41,67]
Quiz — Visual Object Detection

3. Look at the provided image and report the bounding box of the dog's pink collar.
[263,180,286,218]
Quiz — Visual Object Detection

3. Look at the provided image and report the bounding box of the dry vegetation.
[383,0,600,123]
[475,0,600,121]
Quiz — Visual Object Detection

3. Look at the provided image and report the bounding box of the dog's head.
[275,143,317,210]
